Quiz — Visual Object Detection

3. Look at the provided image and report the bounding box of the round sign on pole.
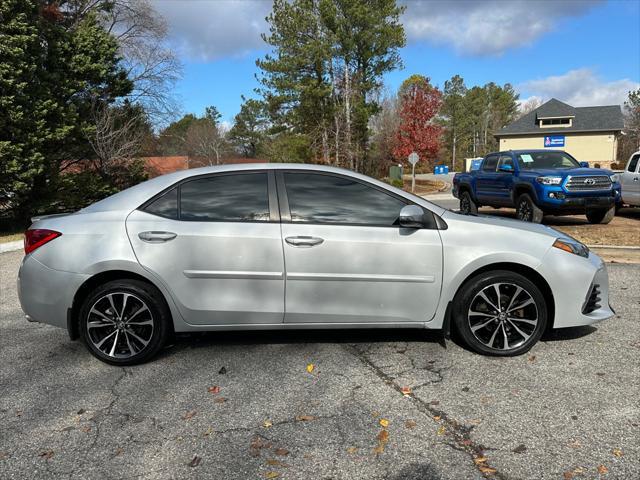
[408,152,419,165]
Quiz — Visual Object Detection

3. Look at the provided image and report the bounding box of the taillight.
[24,229,61,254]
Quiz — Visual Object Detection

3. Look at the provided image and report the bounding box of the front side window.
[180,173,270,222]
[516,151,580,170]
[284,172,406,226]
[497,155,514,169]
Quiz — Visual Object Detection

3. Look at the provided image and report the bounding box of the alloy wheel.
[517,199,532,221]
[86,292,154,359]
[467,282,538,351]
[460,195,470,214]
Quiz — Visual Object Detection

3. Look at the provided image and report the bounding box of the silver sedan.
[17,164,613,365]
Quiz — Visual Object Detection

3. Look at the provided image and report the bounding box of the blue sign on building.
[544,135,565,147]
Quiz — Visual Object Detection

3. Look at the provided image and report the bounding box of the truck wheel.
[460,191,478,215]
[516,194,543,223]
[586,205,615,224]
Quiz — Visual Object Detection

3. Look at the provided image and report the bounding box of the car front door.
[277,171,443,325]
[621,153,640,205]
[126,171,285,325]
[495,154,516,206]
[475,154,499,204]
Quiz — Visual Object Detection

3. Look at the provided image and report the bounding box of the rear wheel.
[459,191,478,215]
[515,193,543,223]
[79,280,171,365]
[586,205,615,224]
[452,270,547,356]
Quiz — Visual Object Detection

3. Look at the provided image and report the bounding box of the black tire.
[79,279,171,365]
[452,270,548,356]
[515,193,543,223]
[586,205,615,224]
[459,190,478,215]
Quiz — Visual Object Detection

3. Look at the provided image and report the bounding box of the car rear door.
[475,154,499,203]
[621,153,640,205]
[126,170,285,325]
[277,170,443,325]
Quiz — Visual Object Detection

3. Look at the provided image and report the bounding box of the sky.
[152,0,640,125]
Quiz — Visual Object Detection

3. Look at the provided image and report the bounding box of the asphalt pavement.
[1,250,639,479]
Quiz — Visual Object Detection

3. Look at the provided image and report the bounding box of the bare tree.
[517,97,544,118]
[86,103,145,177]
[185,122,229,166]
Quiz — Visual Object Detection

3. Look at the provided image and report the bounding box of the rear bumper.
[17,254,89,330]
[537,248,614,329]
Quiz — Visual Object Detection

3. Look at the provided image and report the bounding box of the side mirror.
[399,205,424,228]
[579,161,590,168]
[498,164,514,173]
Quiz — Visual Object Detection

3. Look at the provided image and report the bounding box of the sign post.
[408,152,419,193]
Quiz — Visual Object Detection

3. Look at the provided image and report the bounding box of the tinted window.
[180,173,269,222]
[628,154,639,172]
[284,172,406,226]
[144,187,178,219]
[482,155,498,172]
[516,151,580,170]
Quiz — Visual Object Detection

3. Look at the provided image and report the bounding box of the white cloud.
[403,0,601,56]
[153,0,602,61]
[519,69,639,106]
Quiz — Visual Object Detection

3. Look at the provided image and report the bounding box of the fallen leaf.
[377,430,389,442]
[218,366,227,374]
[346,447,358,454]
[251,437,272,450]
[214,397,227,404]
[183,410,197,420]
[114,447,124,456]
[373,444,385,455]
[401,387,411,397]
[295,415,315,422]
[263,420,273,428]
[81,425,91,433]
[573,467,586,474]
[528,355,536,363]
[612,448,623,457]
[208,386,221,394]
[188,455,202,467]
[266,459,287,466]
[597,465,608,475]
[405,420,416,429]
[512,444,527,454]
[274,448,289,456]
[436,425,446,436]
[433,415,441,421]
[563,472,574,480]
[479,466,497,474]
[461,387,470,392]
[0,452,10,460]
[265,472,279,479]
[77,408,86,415]
[474,456,488,464]
[39,450,54,460]
[379,418,389,428]
[430,400,440,405]
[15,410,22,417]
[596,372,606,377]
[568,439,582,449]
[203,427,213,436]
[306,363,314,373]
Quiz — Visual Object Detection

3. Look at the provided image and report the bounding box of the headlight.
[553,238,589,258]
[610,174,619,183]
[536,176,563,185]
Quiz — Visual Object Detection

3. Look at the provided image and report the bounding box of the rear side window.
[283,172,406,226]
[482,155,498,172]
[144,187,178,219]
[180,173,269,222]
[628,154,639,172]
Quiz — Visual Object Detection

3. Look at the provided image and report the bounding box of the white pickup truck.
[619,151,640,207]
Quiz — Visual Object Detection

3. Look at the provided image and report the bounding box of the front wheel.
[586,205,615,224]
[452,271,548,356]
[459,191,478,215]
[79,279,171,365]
[515,193,543,223]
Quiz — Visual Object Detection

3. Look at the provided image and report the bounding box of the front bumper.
[537,247,614,328]
[538,185,620,213]
[17,254,89,330]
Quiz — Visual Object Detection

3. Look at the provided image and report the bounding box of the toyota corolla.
[17,164,613,365]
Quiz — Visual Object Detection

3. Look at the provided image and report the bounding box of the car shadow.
[542,325,598,342]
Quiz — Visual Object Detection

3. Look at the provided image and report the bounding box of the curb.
[0,240,22,254]
[588,245,640,250]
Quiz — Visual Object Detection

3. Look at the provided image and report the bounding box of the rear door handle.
[139,231,177,243]
[285,236,324,247]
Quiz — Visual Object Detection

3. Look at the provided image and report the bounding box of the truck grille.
[565,176,611,191]
[582,284,601,314]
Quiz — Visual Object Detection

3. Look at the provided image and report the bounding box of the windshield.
[516,151,580,170]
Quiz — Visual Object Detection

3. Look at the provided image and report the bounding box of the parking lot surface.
[1,250,639,479]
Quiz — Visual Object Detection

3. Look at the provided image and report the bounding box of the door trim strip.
[286,272,435,283]
[184,270,284,280]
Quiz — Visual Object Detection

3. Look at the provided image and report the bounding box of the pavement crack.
[343,344,507,480]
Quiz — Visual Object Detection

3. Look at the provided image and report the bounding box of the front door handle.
[285,236,324,247]
[139,231,177,243]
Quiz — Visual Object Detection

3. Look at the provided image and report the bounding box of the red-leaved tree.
[393,75,443,168]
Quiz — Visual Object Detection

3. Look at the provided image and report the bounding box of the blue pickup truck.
[452,150,621,224]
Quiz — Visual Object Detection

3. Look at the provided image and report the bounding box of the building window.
[539,118,572,127]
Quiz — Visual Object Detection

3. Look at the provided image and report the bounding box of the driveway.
[1,250,639,479]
